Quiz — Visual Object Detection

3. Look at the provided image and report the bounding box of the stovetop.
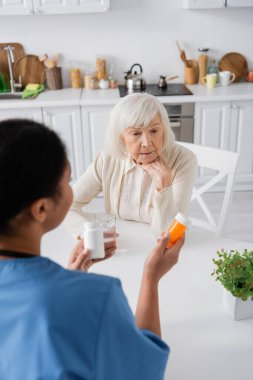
[118,84,193,97]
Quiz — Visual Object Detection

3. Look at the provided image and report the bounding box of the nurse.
[0,119,183,380]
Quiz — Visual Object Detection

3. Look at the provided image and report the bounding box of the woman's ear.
[120,133,126,146]
[30,198,52,223]
[120,133,129,158]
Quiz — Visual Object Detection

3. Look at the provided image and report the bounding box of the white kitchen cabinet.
[182,0,226,9]
[33,0,72,14]
[81,106,112,168]
[34,0,110,14]
[194,102,230,149]
[0,0,71,15]
[227,0,253,7]
[194,101,253,190]
[0,104,84,183]
[182,0,253,8]
[0,0,33,15]
[43,106,84,182]
[0,0,109,15]
[229,101,253,190]
[72,0,110,13]
[0,107,43,122]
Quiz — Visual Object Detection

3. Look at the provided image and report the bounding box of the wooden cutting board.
[219,52,248,82]
[14,55,46,87]
[0,43,25,88]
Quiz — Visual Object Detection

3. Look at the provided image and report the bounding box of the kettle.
[124,63,146,90]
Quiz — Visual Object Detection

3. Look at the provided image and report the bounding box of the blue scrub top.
[0,257,169,380]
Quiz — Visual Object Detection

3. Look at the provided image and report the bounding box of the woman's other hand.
[142,157,172,191]
[143,233,184,284]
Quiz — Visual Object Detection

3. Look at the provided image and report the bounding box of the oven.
[163,103,194,143]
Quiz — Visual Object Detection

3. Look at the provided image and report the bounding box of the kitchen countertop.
[0,88,82,109]
[187,82,253,102]
[80,88,121,106]
[0,83,253,109]
[80,82,253,105]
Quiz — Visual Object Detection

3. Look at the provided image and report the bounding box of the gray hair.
[104,92,175,159]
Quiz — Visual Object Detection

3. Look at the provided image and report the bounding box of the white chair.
[177,142,239,236]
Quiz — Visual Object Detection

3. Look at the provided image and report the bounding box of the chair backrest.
[177,142,239,236]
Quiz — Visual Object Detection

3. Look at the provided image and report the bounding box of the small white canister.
[83,222,105,259]
[99,79,110,89]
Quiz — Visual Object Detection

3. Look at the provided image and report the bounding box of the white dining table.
[42,219,253,380]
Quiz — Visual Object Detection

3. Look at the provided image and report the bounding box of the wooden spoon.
[176,41,192,68]
[180,51,192,68]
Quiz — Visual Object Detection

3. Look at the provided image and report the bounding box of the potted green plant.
[212,249,253,320]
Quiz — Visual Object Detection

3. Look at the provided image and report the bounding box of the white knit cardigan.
[64,142,197,238]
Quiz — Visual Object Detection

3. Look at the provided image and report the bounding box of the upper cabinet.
[0,0,34,15]
[33,0,72,15]
[0,0,110,15]
[72,0,110,13]
[182,0,226,9]
[182,0,253,8]
[226,0,253,6]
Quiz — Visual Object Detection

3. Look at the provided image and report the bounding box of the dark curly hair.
[0,119,67,234]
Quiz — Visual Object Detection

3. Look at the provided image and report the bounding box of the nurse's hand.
[67,238,117,272]
[91,238,117,264]
[143,233,184,284]
[68,240,92,272]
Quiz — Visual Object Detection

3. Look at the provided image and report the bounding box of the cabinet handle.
[232,105,238,110]
[226,105,231,109]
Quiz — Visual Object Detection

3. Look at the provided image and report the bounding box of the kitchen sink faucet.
[1,45,16,93]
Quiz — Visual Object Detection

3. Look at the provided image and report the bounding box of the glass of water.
[95,212,116,243]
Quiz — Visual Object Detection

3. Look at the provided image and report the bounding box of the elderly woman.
[65,93,197,238]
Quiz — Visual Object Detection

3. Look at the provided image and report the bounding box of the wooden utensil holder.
[184,59,197,84]
[46,67,62,90]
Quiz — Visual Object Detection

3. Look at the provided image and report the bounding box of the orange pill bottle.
[167,213,189,247]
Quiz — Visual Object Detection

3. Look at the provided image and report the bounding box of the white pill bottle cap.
[174,213,190,227]
[84,221,98,229]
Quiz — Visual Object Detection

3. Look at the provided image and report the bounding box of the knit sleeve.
[63,153,104,239]
[151,148,197,237]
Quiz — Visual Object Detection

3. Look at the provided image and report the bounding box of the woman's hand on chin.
[142,157,172,191]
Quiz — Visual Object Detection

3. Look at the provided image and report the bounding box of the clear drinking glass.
[95,212,116,243]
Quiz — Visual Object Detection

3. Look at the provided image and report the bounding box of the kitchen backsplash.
[0,0,253,88]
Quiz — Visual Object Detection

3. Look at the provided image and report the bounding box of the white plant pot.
[223,289,253,321]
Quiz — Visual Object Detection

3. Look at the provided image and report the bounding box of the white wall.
[0,0,253,87]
